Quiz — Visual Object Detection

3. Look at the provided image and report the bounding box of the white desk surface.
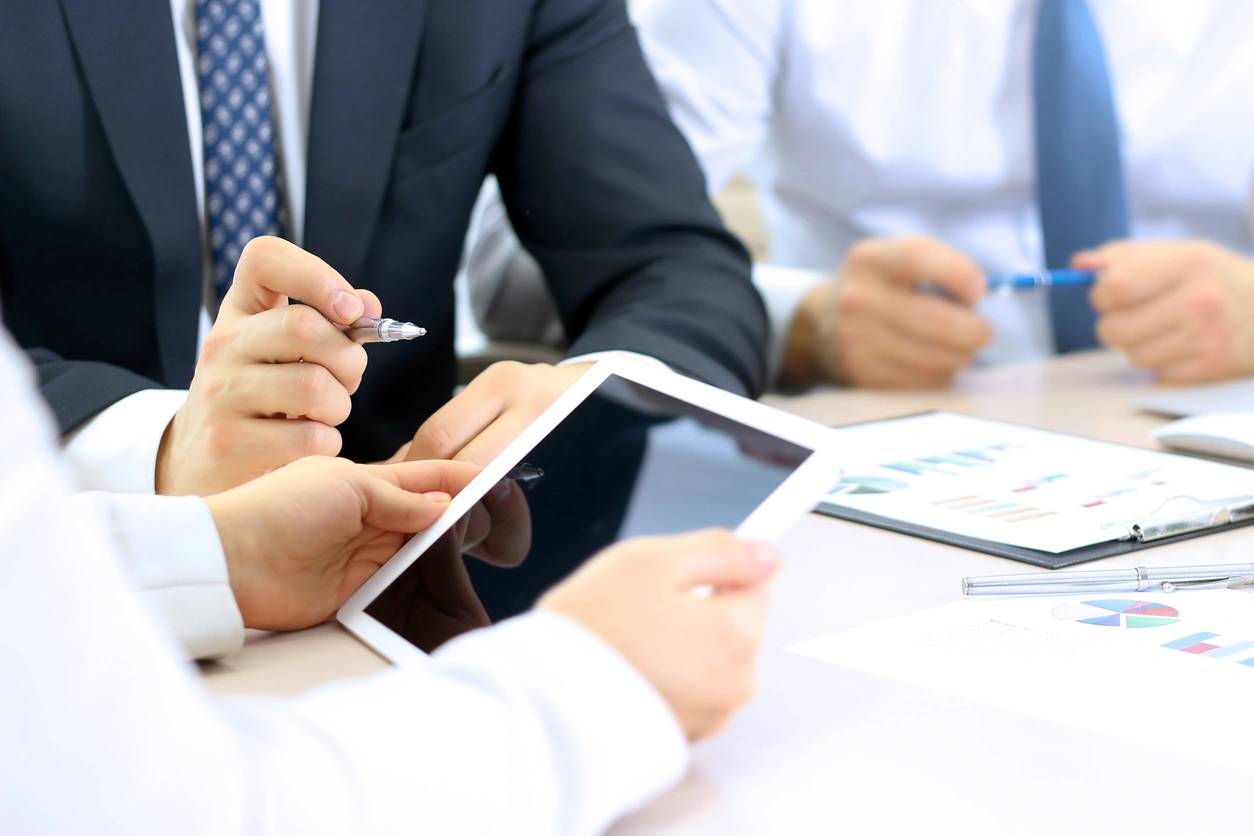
[203,350,1253,835]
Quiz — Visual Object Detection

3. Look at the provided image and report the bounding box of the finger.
[357,476,452,534]
[1157,354,1234,384]
[221,236,364,325]
[406,376,508,462]
[230,363,353,425]
[1095,284,1195,349]
[211,418,343,474]
[356,288,383,319]
[449,408,534,467]
[1088,244,1200,311]
[230,305,369,392]
[846,237,985,304]
[363,460,482,497]
[849,279,992,352]
[1120,326,1199,371]
[865,318,977,374]
[667,530,782,592]
[1071,239,1138,272]
[464,479,532,567]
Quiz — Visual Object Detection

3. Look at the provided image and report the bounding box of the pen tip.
[401,324,426,339]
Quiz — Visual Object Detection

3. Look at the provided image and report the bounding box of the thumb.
[668,530,782,592]
[357,474,451,534]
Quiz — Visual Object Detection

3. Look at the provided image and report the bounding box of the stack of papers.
[790,590,1254,774]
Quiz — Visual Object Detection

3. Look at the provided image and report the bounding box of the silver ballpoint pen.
[345,315,426,344]
[963,563,1254,596]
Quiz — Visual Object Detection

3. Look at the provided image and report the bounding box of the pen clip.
[1159,575,1254,593]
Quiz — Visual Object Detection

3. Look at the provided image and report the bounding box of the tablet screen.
[364,373,810,653]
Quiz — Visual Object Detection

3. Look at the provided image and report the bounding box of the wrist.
[780,283,831,388]
[204,491,265,626]
[154,410,184,496]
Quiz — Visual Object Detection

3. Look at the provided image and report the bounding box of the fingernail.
[423,491,451,505]
[749,542,781,568]
[333,290,363,323]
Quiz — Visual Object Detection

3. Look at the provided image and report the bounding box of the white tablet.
[338,355,840,664]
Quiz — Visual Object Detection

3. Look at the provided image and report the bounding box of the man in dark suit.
[0,0,766,496]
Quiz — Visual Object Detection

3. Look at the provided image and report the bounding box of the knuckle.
[283,305,323,343]
[1188,284,1225,320]
[844,240,877,272]
[415,420,457,457]
[196,370,228,401]
[298,364,332,401]
[1183,241,1219,273]
[898,235,931,262]
[836,282,866,316]
[198,330,233,364]
[203,420,238,458]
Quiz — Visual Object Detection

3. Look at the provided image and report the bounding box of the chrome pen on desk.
[345,315,426,344]
[963,563,1254,596]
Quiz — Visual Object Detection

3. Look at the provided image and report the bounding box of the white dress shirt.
[468,0,1254,377]
[0,329,687,835]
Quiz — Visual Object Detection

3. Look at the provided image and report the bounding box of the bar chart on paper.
[822,413,1254,553]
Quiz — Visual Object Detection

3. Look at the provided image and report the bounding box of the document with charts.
[821,412,1254,554]
[789,590,1254,774]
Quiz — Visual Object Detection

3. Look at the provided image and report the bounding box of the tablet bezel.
[338,355,840,665]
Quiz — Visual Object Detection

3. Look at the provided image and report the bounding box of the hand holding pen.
[157,237,424,497]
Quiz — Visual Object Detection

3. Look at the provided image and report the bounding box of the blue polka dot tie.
[195,0,288,305]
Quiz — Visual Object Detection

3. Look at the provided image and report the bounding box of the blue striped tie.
[195,0,288,305]
[1033,0,1130,353]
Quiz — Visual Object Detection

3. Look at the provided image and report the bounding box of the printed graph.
[1052,599,1180,628]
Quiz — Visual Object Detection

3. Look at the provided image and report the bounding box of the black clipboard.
[814,411,1254,569]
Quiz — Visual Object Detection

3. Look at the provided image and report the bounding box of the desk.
[204,350,1252,834]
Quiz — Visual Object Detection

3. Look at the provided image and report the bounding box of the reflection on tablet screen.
[365,374,810,653]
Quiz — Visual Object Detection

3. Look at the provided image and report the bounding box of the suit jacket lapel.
[305,0,428,281]
[60,0,203,387]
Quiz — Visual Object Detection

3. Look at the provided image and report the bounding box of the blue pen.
[985,269,1096,292]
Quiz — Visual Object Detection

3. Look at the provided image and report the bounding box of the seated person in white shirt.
[1,324,777,834]
[465,0,1254,389]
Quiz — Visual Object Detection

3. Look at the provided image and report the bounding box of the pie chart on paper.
[1051,599,1181,628]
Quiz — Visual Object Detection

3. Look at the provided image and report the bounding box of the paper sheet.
[823,413,1254,553]
[790,590,1254,774]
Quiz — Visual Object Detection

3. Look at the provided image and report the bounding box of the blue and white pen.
[985,269,1096,292]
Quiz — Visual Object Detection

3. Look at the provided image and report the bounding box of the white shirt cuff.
[61,389,189,494]
[71,492,244,660]
[562,351,671,372]
[752,263,828,385]
[436,610,690,834]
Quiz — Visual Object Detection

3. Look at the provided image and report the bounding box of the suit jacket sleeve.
[493,0,769,398]
[26,347,162,435]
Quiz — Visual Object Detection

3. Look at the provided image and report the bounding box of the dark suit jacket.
[0,0,767,462]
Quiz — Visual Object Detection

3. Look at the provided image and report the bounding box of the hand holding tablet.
[341,355,839,659]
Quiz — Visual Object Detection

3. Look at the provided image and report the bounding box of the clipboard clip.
[1125,495,1254,544]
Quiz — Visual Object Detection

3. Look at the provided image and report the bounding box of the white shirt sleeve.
[633,0,785,191]
[0,331,688,836]
[61,388,188,494]
[66,491,245,661]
